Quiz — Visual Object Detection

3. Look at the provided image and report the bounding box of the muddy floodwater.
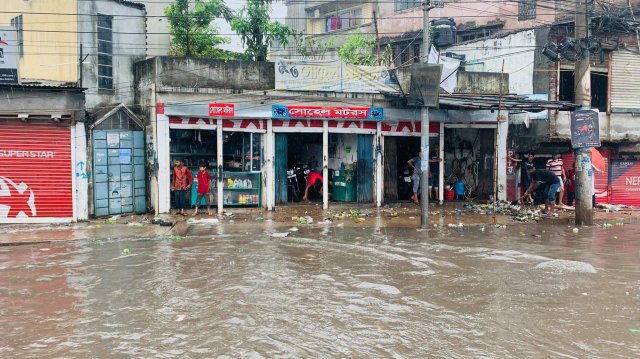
[1,223,640,358]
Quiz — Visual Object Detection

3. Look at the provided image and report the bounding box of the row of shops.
[3,97,640,223]
[153,101,511,214]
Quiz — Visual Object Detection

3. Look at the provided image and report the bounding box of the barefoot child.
[193,164,212,216]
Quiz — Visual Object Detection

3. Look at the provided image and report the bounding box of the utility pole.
[574,0,593,225]
[420,0,432,229]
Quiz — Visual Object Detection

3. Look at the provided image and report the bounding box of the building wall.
[377,1,555,40]
[78,0,147,109]
[446,29,538,95]
[0,0,78,83]
[138,0,171,57]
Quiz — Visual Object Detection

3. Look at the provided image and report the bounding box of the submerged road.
[1,222,639,358]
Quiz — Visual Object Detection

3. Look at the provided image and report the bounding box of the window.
[518,0,537,21]
[559,70,608,112]
[10,15,23,58]
[97,14,113,90]
[395,0,421,12]
[325,7,363,32]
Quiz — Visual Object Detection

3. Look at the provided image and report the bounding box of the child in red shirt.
[193,164,212,216]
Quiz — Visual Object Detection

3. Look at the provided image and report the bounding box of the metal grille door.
[357,134,374,203]
[93,130,145,215]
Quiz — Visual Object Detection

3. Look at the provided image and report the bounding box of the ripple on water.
[533,259,598,274]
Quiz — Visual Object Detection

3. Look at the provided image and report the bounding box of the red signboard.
[610,161,640,206]
[208,103,235,117]
[0,120,72,220]
[562,152,610,204]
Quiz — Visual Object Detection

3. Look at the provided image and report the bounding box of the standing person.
[302,170,323,202]
[429,144,443,201]
[509,151,535,204]
[565,163,576,206]
[193,164,212,216]
[546,153,566,205]
[408,151,424,205]
[520,167,561,217]
[171,159,193,215]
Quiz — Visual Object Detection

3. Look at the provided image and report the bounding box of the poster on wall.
[0,26,20,85]
[274,59,399,93]
[570,109,600,148]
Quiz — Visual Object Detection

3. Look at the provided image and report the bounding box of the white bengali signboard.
[275,59,400,93]
[0,26,19,85]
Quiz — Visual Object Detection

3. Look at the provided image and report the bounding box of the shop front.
[156,102,266,214]
[271,105,382,209]
[380,109,509,205]
[0,117,76,223]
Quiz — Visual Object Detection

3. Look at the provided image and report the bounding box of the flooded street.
[2,222,640,358]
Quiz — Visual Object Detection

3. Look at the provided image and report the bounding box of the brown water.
[1,223,639,358]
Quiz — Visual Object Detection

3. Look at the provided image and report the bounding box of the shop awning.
[437,93,576,111]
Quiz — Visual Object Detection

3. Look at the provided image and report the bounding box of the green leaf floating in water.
[121,248,131,255]
[629,328,640,334]
[168,235,184,242]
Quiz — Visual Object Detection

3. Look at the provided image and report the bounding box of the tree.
[165,0,234,58]
[295,35,336,60]
[231,0,296,61]
[337,32,377,66]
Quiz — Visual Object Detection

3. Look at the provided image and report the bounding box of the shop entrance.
[274,132,374,205]
[169,129,217,210]
[443,127,495,200]
[384,136,435,202]
[275,132,322,204]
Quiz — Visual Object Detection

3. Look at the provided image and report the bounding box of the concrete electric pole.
[420,1,432,229]
[574,0,594,225]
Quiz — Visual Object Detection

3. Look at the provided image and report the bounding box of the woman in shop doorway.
[171,159,193,215]
[303,170,323,203]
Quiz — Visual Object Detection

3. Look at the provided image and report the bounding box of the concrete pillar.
[497,117,508,201]
[439,122,445,204]
[322,121,329,209]
[74,121,89,221]
[157,111,171,214]
[217,118,224,214]
[266,119,275,210]
[375,122,383,207]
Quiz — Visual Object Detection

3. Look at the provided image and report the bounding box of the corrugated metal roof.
[0,83,84,91]
[437,93,575,111]
[107,0,145,10]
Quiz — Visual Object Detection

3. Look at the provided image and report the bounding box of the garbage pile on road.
[461,201,546,222]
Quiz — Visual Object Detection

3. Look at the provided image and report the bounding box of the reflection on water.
[1,224,640,358]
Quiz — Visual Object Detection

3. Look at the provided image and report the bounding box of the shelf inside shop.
[223,187,260,191]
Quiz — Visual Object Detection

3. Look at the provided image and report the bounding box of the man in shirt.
[546,153,566,205]
[509,151,536,204]
[407,148,442,204]
[520,167,561,217]
[303,170,323,202]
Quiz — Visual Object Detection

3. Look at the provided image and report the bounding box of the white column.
[439,122,445,204]
[217,118,224,213]
[497,117,509,201]
[74,121,89,221]
[266,120,275,210]
[322,121,329,209]
[375,122,383,207]
[157,112,171,214]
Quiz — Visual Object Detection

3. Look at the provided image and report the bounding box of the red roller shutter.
[0,119,73,221]
[610,161,640,206]
[562,151,610,204]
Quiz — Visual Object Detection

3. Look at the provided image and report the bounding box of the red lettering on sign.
[208,103,235,117]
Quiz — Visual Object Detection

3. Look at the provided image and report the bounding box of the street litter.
[189,218,220,225]
[121,248,131,255]
[354,218,365,223]
[175,315,186,322]
[288,227,299,232]
[168,235,184,242]
[255,217,265,221]
[297,216,314,225]
[269,232,289,238]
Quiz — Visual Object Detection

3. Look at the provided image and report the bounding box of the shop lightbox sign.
[0,26,20,85]
[208,103,235,117]
[271,105,384,121]
[570,109,600,148]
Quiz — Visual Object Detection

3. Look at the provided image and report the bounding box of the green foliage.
[337,32,377,66]
[231,0,297,61]
[165,0,233,59]
[295,35,336,59]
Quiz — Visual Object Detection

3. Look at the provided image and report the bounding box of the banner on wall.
[275,59,399,93]
[272,105,383,121]
[0,26,20,85]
